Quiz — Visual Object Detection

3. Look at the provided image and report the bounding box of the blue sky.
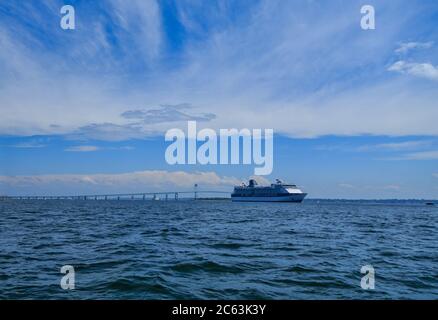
[1,0,438,198]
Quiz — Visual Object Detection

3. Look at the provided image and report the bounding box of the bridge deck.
[4,191,231,200]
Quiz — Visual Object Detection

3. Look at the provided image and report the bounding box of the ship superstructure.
[231,179,307,202]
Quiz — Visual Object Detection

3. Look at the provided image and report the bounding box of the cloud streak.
[395,41,434,54]
[65,145,100,152]
[0,170,240,195]
[356,140,432,152]
[382,150,438,160]
[1,1,438,140]
[9,142,46,149]
[399,150,438,160]
[121,104,216,124]
[388,61,438,81]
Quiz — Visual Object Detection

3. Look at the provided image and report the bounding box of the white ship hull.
[231,193,307,202]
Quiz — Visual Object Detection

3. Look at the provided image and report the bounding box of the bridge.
[3,190,231,201]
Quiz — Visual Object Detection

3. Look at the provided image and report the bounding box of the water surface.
[0,199,437,299]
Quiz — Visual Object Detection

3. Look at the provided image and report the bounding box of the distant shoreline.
[1,196,436,203]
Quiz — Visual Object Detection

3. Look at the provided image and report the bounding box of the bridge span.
[4,190,231,201]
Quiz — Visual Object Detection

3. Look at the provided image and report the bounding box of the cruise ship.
[231,179,307,202]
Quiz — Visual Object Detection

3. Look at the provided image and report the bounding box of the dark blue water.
[0,199,437,299]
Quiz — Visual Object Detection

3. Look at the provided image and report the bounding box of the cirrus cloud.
[1,0,438,140]
[65,145,100,152]
[395,41,434,54]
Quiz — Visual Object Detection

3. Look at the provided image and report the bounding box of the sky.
[0,0,438,199]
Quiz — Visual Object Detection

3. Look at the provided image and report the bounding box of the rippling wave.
[0,199,437,299]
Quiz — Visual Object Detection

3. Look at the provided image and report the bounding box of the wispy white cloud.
[1,1,438,140]
[64,145,134,152]
[67,123,149,142]
[395,41,434,54]
[316,140,432,153]
[10,142,46,148]
[388,150,438,160]
[0,170,240,195]
[357,140,432,152]
[433,173,438,178]
[403,151,438,160]
[388,61,438,81]
[121,104,216,124]
[338,183,401,191]
[65,145,100,152]
[109,0,163,60]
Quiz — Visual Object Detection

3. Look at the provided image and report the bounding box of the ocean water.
[0,199,437,299]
